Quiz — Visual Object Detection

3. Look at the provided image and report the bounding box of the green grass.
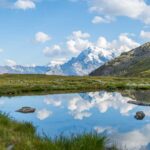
[140,69,150,77]
[0,74,149,96]
[0,113,117,150]
[125,58,150,77]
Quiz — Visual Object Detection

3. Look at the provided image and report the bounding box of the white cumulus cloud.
[88,0,150,25]
[71,30,90,39]
[96,33,140,54]
[40,30,139,60]
[66,30,139,56]
[35,32,51,43]
[43,44,62,57]
[140,30,150,39]
[67,30,92,54]
[92,16,114,24]
[14,0,36,10]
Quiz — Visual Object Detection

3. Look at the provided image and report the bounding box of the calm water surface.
[0,90,150,150]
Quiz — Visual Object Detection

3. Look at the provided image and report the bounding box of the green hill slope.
[90,42,150,77]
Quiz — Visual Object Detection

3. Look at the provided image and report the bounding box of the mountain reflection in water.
[0,90,150,150]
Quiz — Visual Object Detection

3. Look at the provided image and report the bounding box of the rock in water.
[128,100,150,106]
[16,107,36,113]
[135,111,145,120]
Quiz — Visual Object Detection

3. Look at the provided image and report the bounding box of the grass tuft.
[0,113,117,150]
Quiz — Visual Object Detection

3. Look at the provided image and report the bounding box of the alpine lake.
[0,90,150,150]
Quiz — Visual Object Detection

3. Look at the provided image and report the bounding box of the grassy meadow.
[0,74,149,96]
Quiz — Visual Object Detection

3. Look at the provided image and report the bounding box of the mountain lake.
[0,90,150,150]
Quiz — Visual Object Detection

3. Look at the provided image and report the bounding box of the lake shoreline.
[0,74,149,96]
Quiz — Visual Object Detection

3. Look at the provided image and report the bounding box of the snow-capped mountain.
[46,46,117,76]
[0,46,118,75]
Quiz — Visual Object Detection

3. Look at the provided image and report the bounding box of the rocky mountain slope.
[90,42,150,77]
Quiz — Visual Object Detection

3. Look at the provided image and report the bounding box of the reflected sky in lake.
[0,91,150,150]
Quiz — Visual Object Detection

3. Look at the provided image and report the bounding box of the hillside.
[90,42,150,77]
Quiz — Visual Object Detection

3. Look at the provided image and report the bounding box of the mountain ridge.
[90,42,150,77]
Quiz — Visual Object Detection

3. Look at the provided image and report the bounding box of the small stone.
[134,111,145,120]
[16,107,36,113]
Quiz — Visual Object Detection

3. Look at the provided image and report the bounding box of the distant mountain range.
[1,43,149,77]
[0,46,118,76]
[90,42,150,77]
[0,65,50,74]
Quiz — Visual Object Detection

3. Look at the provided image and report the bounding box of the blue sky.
[0,0,150,66]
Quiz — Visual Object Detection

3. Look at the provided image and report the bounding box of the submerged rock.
[134,111,145,120]
[16,107,36,113]
[128,100,150,106]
